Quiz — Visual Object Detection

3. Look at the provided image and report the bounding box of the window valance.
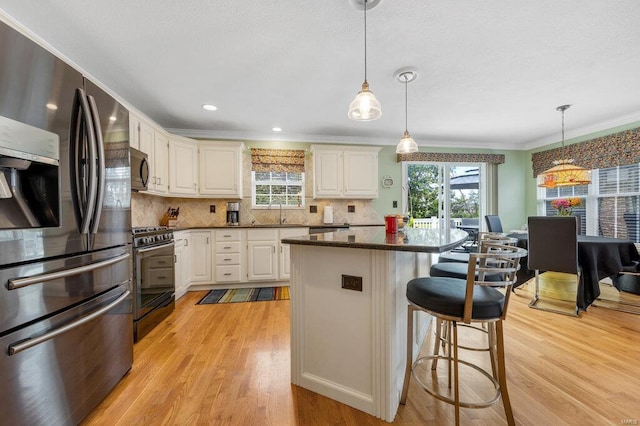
[531,127,640,177]
[251,148,305,173]
[397,152,505,164]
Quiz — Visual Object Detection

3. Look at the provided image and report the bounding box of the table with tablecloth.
[507,233,640,310]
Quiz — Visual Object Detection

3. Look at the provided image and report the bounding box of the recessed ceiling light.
[109,116,117,122]
[46,103,58,110]
[202,104,218,111]
[272,127,282,132]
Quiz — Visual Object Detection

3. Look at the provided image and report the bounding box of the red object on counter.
[385,215,398,234]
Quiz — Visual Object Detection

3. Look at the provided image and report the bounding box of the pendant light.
[537,105,591,188]
[395,68,419,154]
[348,0,381,121]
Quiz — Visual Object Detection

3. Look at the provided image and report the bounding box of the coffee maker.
[226,202,240,226]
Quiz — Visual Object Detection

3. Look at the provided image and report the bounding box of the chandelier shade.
[537,105,591,189]
[348,0,381,121]
[536,159,591,188]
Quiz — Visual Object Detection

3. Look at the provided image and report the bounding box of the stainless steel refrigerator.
[0,19,133,425]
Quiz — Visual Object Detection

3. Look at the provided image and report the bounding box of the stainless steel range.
[132,226,175,341]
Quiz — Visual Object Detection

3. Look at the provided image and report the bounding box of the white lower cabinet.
[175,227,309,286]
[174,231,191,300]
[279,227,309,280]
[190,231,212,283]
[247,229,278,281]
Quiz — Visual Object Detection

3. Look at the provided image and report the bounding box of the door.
[248,241,277,281]
[169,137,198,195]
[198,142,242,197]
[83,79,131,251]
[313,149,343,198]
[191,231,212,282]
[404,163,484,232]
[0,284,132,426]
[0,22,86,265]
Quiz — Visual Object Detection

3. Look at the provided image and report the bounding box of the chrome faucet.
[279,203,286,224]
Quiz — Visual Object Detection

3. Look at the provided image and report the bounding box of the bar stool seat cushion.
[438,252,472,263]
[407,277,505,320]
[430,262,502,281]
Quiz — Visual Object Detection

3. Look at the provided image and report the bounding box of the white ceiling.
[1,0,639,150]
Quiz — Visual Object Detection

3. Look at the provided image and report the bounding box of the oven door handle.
[136,242,175,254]
[7,252,130,290]
[8,289,130,356]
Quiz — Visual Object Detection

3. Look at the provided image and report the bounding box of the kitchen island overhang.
[282,227,468,422]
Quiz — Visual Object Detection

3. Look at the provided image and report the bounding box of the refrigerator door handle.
[70,88,98,236]
[7,289,131,356]
[87,94,106,237]
[7,252,130,290]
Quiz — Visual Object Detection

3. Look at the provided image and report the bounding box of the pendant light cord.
[404,74,409,132]
[363,0,367,82]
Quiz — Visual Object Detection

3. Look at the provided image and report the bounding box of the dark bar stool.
[400,243,527,426]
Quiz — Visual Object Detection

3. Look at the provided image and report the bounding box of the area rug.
[197,286,289,304]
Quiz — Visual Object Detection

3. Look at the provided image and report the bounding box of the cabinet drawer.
[216,265,241,282]
[215,229,242,241]
[216,253,241,265]
[147,255,174,268]
[247,228,278,241]
[215,241,241,253]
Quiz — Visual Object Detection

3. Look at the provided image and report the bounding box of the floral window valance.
[251,148,306,173]
[531,127,640,177]
[397,152,505,164]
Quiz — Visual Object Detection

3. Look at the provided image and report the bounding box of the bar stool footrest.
[412,355,501,409]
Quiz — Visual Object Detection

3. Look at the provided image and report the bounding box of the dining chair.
[527,216,580,316]
[485,215,503,233]
[400,242,527,425]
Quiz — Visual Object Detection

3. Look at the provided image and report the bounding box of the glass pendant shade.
[537,159,591,188]
[396,130,418,154]
[348,81,382,121]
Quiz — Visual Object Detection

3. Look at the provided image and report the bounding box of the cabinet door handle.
[224,246,232,249]
[224,258,232,261]
[224,234,232,238]
[185,239,189,246]
[224,273,231,276]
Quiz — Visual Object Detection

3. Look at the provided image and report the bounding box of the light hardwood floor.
[82,286,640,425]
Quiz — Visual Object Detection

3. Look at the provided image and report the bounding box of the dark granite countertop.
[281,227,468,253]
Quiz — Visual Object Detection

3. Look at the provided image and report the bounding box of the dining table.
[507,232,640,310]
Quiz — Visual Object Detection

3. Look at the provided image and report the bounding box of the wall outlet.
[392,201,398,208]
[310,205,318,213]
[348,205,355,213]
[342,274,363,292]
[210,205,216,213]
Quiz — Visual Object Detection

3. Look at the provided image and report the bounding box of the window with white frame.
[252,171,305,208]
[538,164,640,241]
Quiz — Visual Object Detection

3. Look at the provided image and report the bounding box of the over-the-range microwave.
[130,147,149,192]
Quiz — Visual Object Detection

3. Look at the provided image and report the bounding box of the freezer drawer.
[0,245,131,335]
[0,284,133,426]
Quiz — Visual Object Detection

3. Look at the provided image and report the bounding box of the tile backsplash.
[131,192,382,228]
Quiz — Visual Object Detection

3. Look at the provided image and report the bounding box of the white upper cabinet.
[168,136,198,196]
[129,112,140,150]
[137,118,169,195]
[311,145,381,199]
[152,130,169,194]
[313,148,343,198]
[198,141,244,198]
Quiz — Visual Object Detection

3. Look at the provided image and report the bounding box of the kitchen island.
[281,227,468,422]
